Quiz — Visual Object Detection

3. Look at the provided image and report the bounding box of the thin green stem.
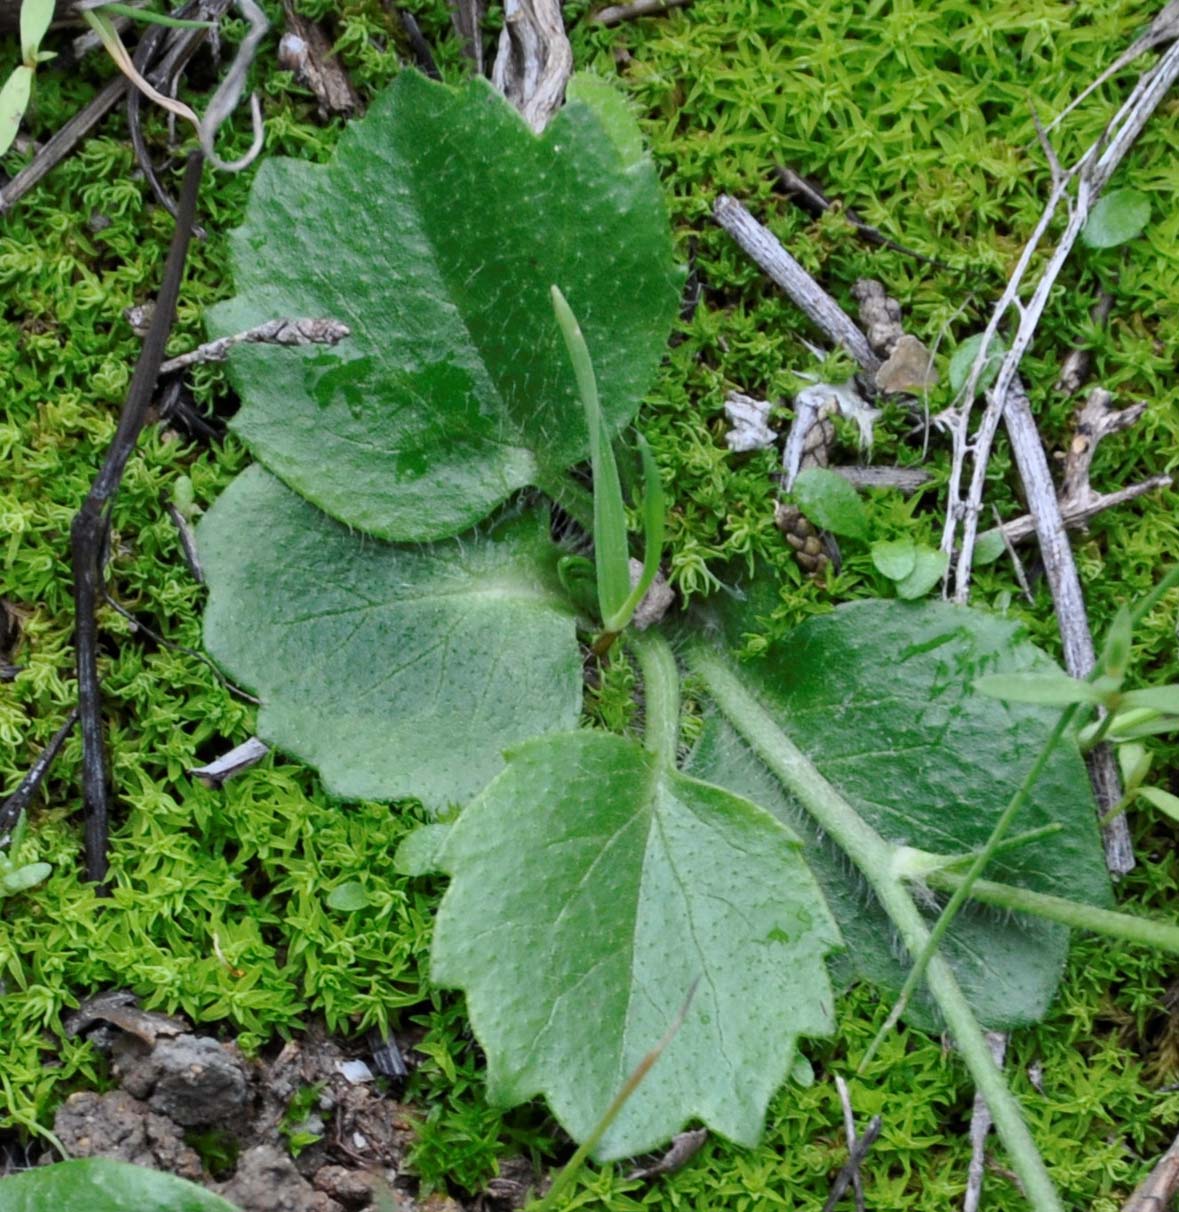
[630,631,680,769]
[865,561,1179,1063]
[920,868,1179,952]
[96,2,216,28]
[535,470,595,534]
[690,643,1064,1212]
[860,701,1081,1067]
[531,979,698,1212]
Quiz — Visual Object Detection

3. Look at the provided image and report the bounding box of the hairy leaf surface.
[690,594,1112,1031]
[198,466,581,810]
[207,71,682,540]
[429,731,840,1160]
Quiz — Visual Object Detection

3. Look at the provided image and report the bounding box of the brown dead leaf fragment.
[874,334,938,395]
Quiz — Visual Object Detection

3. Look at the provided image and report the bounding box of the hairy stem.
[690,643,1064,1212]
[630,630,680,769]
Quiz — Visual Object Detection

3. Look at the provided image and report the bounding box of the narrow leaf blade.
[551,285,630,624]
[974,671,1105,707]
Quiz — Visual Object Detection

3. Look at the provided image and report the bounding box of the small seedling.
[0,810,51,897]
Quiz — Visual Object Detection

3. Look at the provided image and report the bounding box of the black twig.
[0,709,80,840]
[821,1115,882,1212]
[396,8,440,79]
[70,151,204,885]
[775,165,955,271]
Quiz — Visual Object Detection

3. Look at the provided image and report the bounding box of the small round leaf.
[948,333,1007,397]
[1081,188,1150,250]
[792,468,869,541]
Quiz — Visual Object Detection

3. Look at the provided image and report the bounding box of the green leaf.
[1120,685,1179,714]
[1136,786,1179,823]
[792,467,868,541]
[870,537,916,581]
[326,881,369,911]
[974,671,1106,707]
[0,862,50,894]
[0,1159,240,1211]
[894,545,948,599]
[431,731,840,1160]
[550,285,630,625]
[691,594,1111,1031]
[564,73,644,167]
[20,0,54,62]
[208,71,682,541]
[0,66,33,158]
[1081,188,1151,250]
[973,530,1006,567]
[198,466,581,811]
[1116,742,1150,791]
[1099,605,1133,681]
[394,823,453,875]
[948,333,1007,397]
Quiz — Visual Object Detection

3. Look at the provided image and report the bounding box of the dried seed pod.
[775,503,828,575]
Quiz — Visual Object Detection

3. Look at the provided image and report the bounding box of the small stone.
[313,1164,375,1207]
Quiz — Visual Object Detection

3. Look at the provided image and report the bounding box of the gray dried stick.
[491,0,572,132]
[712,196,881,373]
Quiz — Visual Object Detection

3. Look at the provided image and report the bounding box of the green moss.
[2,0,1178,1205]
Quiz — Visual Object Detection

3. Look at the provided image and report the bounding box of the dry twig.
[713,196,881,373]
[71,152,204,885]
[490,0,572,132]
[445,0,487,73]
[963,1032,1008,1212]
[157,317,351,375]
[279,0,360,116]
[821,1111,882,1212]
[1121,1124,1179,1212]
[0,710,79,840]
[833,1075,867,1212]
[188,738,270,790]
[0,76,128,214]
[777,167,952,270]
[944,39,1179,596]
[593,0,692,26]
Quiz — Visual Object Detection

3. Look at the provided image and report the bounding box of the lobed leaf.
[691,591,1112,1031]
[429,731,840,1160]
[198,466,582,811]
[208,70,682,541]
